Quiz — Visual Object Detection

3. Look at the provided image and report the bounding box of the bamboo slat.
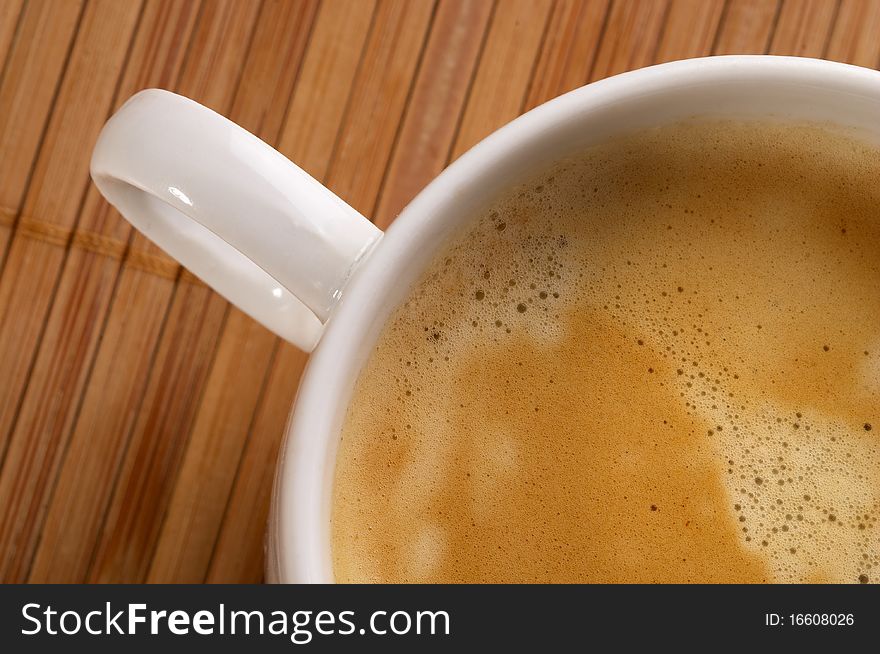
[589,0,670,80]
[770,0,838,55]
[523,0,610,111]
[322,0,436,214]
[0,0,25,78]
[24,0,206,582]
[826,0,880,66]
[373,0,494,228]
[0,0,145,583]
[0,0,84,255]
[451,0,554,158]
[713,0,782,54]
[206,338,309,582]
[0,0,877,583]
[655,0,725,63]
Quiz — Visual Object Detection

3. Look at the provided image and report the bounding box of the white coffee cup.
[90,56,880,583]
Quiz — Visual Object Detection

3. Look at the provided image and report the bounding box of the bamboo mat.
[0,0,878,584]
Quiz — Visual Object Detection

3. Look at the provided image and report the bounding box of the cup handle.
[90,89,382,352]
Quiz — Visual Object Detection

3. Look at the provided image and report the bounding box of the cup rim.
[270,55,880,583]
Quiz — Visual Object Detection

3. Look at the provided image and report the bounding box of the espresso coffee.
[332,121,880,583]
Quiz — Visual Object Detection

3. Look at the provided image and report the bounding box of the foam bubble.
[332,120,880,583]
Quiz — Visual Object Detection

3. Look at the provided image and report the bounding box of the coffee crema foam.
[332,121,880,583]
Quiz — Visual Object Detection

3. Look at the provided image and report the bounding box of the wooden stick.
[22,0,207,585]
[655,0,725,62]
[451,0,554,159]
[373,0,495,229]
[0,0,25,76]
[826,0,880,66]
[524,0,611,111]
[713,0,782,55]
[0,0,84,255]
[770,0,839,56]
[0,0,145,583]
